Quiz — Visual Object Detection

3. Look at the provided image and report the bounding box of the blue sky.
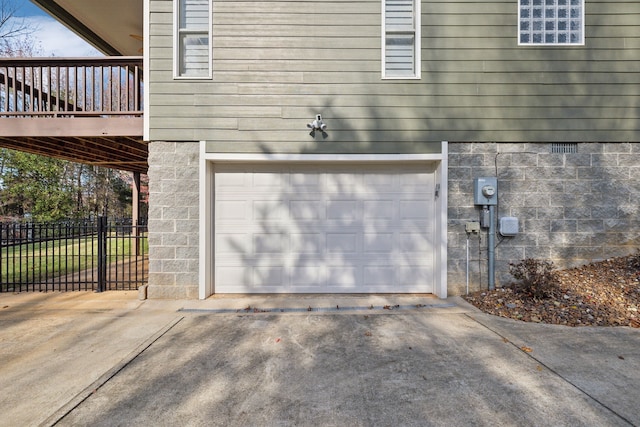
[15,1,46,17]
[13,0,101,56]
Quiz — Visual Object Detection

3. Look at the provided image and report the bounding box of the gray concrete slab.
[0,292,637,426]
[0,291,182,427]
[467,309,640,426]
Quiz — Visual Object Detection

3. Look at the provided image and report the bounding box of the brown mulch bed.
[462,254,640,327]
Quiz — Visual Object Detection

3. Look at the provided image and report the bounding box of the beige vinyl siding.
[148,0,640,147]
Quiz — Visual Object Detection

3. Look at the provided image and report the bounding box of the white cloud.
[22,16,102,57]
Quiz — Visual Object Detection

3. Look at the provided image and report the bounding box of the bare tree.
[0,0,40,56]
[0,0,30,37]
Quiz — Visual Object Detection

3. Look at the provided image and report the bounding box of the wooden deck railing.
[0,57,143,117]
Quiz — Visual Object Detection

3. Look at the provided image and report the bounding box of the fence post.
[133,171,141,256]
[97,216,107,292]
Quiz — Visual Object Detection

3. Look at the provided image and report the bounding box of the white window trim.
[382,0,421,80]
[173,0,213,79]
[517,0,585,46]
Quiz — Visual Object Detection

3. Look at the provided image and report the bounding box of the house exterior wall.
[148,0,640,146]
[447,142,640,295]
[144,0,640,297]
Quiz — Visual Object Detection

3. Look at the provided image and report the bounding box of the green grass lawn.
[0,233,148,284]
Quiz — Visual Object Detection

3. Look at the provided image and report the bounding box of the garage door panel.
[401,172,433,187]
[290,200,323,220]
[252,200,288,221]
[254,233,286,253]
[290,265,324,286]
[216,266,250,291]
[216,254,287,269]
[252,266,285,287]
[218,265,291,289]
[363,266,433,286]
[325,174,364,194]
[214,162,436,294]
[362,172,398,190]
[290,233,323,253]
[326,233,358,253]
[397,266,434,286]
[216,233,250,254]
[363,233,394,253]
[363,266,396,286]
[398,232,434,253]
[363,200,395,219]
[327,266,360,288]
[252,173,286,189]
[326,200,360,221]
[216,170,247,187]
[400,200,433,219]
[217,201,249,220]
[290,170,322,187]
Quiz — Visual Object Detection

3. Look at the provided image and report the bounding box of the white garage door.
[214,162,436,293]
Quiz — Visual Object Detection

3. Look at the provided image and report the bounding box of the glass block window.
[174,0,212,78]
[519,0,584,45]
[382,0,421,79]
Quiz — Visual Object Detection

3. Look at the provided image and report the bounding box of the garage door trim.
[199,144,448,299]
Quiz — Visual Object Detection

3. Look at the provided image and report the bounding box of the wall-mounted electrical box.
[480,208,491,228]
[465,221,480,234]
[473,177,498,206]
[499,217,519,236]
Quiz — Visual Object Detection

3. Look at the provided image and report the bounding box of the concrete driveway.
[0,292,638,426]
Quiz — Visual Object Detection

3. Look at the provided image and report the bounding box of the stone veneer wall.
[447,143,640,295]
[146,141,200,299]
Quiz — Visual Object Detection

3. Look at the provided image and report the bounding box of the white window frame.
[382,0,421,79]
[173,0,213,79]
[518,0,585,46]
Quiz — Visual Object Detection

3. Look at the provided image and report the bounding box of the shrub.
[509,258,559,299]
[628,249,640,272]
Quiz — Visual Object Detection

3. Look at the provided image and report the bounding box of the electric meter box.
[473,177,498,206]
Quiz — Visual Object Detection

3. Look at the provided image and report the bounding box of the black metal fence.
[0,217,147,292]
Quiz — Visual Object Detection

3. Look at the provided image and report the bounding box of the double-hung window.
[382,0,421,79]
[518,0,584,45]
[174,0,212,78]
